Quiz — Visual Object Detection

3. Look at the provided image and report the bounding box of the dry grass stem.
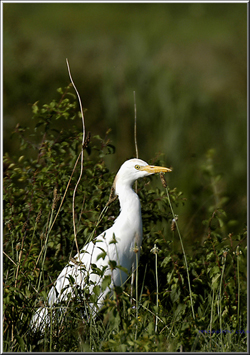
[133,91,138,160]
[66,58,86,260]
[133,91,138,197]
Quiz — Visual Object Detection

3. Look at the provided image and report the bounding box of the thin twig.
[133,91,138,160]
[219,252,226,351]
[66,58,86,261]
[160,173,195,320]
[46,150,82,238]
[12,223,27,344]
[133,91,138,196]
[133,91,138,302]
[155,245,159,333]
[123,291,165,325]
[66,59,86,144]
[3,251,17,267]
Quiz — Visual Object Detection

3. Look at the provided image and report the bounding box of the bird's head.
[113,158,172,193]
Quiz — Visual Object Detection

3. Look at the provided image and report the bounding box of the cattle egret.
[31,158,171,330]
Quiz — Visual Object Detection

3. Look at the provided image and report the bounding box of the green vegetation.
[3,87,247,351]
[3,3,247,352]
[3,3,247,241]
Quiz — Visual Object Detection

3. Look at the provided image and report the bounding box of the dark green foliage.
[3,88,247,351]
[3,3,247,243]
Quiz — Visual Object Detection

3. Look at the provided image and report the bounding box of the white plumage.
[31,158,171,330]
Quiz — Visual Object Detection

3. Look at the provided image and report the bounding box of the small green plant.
[3,86,247,352]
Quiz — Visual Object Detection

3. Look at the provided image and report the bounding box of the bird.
[31,158,171,331]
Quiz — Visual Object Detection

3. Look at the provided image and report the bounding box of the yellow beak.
[141,165,172,174]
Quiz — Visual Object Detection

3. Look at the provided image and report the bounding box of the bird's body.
[31,158,171,330]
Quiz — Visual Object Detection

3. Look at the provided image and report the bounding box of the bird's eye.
[135,165,141,170]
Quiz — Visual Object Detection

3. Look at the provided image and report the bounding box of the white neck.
[115,182,142,231]
[119,184,139,208]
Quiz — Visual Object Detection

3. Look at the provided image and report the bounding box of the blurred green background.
[3,3,247,239]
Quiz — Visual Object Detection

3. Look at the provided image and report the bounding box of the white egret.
[31,158,171,330]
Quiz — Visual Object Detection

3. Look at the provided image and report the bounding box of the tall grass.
[3,86,247,352]
[3,3,247,243]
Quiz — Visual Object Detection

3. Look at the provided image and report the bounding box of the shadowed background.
[3,2,247,240]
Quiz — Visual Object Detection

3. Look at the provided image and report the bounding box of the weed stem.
[160,173,195,320]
